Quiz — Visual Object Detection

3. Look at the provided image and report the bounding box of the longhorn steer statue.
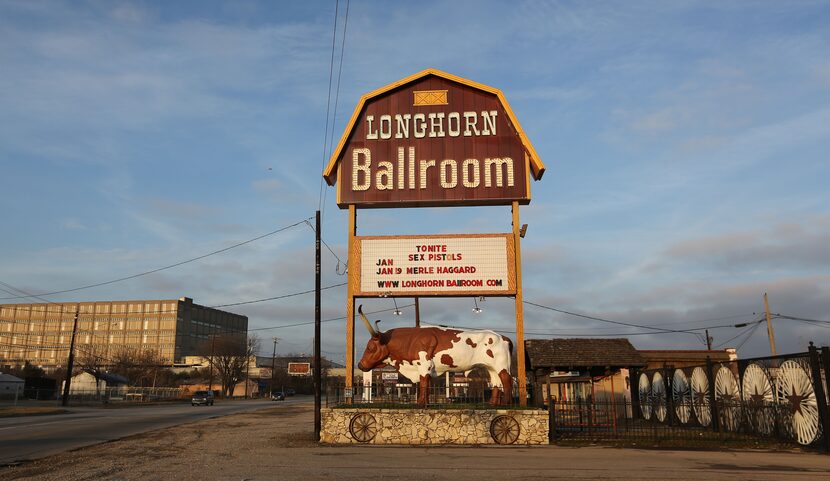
[356,305,513,406]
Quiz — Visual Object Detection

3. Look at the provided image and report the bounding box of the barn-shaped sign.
[323,69,545,208]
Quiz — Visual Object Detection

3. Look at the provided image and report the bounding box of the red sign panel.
[325,70,544,208]
[287,362,311,376]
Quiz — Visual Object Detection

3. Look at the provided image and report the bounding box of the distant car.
[285,388,296,397]
[270,391,285,401]
[191,390,215,406]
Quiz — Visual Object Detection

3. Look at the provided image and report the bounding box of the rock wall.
[321,408,548,445]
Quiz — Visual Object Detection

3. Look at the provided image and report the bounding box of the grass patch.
[0,406,68,418]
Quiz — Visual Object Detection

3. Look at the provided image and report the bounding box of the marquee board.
[287,362,311,376]
[352,233,515,297]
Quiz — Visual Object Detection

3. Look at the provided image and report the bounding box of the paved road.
[0,397,299,465]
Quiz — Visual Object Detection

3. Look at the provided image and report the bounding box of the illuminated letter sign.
[323,69,545,208]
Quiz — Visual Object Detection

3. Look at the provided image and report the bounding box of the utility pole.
[705,329,712,351]
[208,332,216,394]
[763,293,777,356]
[244,337,251,399]
[61,304,79,407]
[271,337,279,396]
[314,209,322,439]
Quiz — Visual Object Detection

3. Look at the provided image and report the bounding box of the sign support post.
[512,201,527,406]
[345,205,356,403]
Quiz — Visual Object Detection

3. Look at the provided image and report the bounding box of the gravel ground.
[3,404,316,481]
[3,402,828,481]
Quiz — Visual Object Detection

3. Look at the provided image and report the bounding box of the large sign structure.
[323,69,545,406]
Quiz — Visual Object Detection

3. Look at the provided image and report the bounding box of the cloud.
[60,218,87,231]
[663,217,830,270]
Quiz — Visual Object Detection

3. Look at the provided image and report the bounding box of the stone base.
[321,408,548,445]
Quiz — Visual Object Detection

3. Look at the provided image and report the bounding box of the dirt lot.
[3,402,829,481]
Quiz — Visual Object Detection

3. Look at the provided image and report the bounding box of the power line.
[318,0,340,212]
[210,283,346,308]
[0,218,312,300]
[734,320,764,351]
[304,221,346,274]
[714,319,764,348]
[522,300,738,337]
[322,0,350,219]
[774,314,830,324]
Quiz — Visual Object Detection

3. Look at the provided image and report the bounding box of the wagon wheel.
[638,373,652,420]
[775,360,820,445]
[349,413,377,443]
[651,372,667,422]
[690,367,711,427]
[714,366,740,432]
[672,369,692,424]
[490,415,520,445]
[742,363,775,435]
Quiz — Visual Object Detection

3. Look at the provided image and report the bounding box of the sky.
[1,0,829,362]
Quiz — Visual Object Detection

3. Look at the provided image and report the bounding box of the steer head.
[357,305,389,371]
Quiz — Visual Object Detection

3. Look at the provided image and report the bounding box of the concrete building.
[0,373,24,399]
[0,297,247,370]
[638,348,737,371]
[62,371,129,394]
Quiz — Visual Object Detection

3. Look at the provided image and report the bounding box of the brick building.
[0,297,246,370]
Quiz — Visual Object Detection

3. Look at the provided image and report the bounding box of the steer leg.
[498,369,513,406]
[418,374,431,406]
[490,387,502,405]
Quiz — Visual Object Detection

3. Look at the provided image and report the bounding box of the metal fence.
[326,383,525,408]
[63,387,186,403]
[626,344,830,450]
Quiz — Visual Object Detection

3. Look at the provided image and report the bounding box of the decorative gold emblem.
[413,90,448,106]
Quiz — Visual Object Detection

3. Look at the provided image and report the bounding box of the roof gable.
[322,68,546,189]
[525,338,646,371]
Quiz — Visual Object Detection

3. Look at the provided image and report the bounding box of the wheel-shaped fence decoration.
[651,372,667,422]
[672,369,692,424]
[349,413,377,443]
[714,366,741,432]
[775,360,820,446]
[490,415,520,445]
[742,362,775,436]
[638,373,652,420]
[690,367,711,427]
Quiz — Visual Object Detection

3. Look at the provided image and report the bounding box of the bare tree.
[204,334,248,398]
[110,347,168,386]
[75,344,109,396]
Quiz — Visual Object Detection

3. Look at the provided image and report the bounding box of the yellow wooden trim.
[322,68,546,186]
[336,166,342,205]
[512,201,527,406]
[345,205,356,400]
[413,89,448,106]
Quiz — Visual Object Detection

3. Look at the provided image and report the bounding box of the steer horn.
[358,305,377,337]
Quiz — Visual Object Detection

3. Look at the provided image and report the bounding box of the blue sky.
[1,0,828,361]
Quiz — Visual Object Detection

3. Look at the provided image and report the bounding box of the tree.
[75,344,110,395]
[204,333,250,398]
[109,347,168,386]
